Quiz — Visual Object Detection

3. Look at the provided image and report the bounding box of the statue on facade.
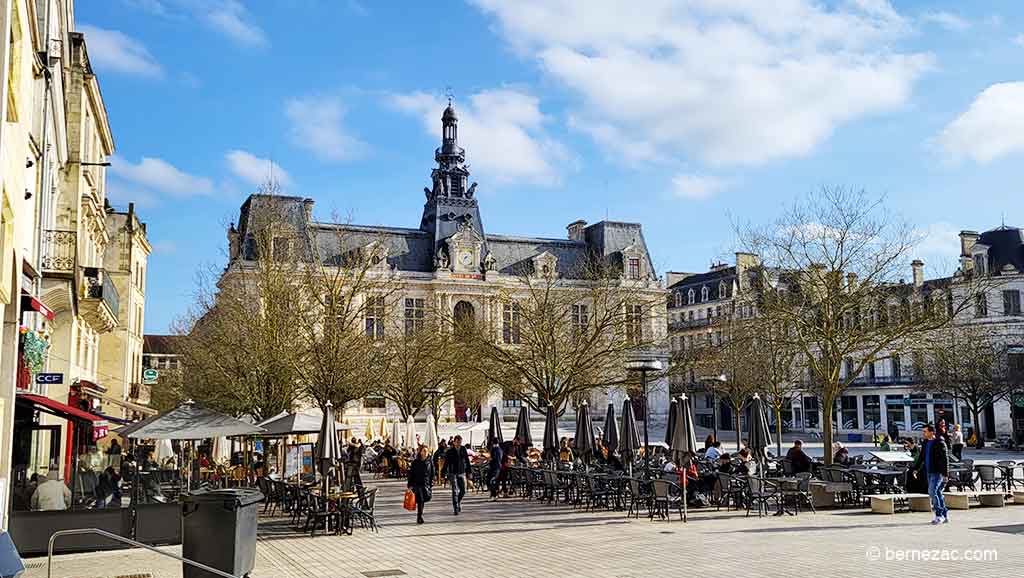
[431,171,445,198]
[466,182,478,198]
[483,252,496,272]
[457,214,474,233]
[435,245,450,270]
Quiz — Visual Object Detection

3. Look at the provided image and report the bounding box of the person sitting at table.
[833,446,853,466]
[95,466,122,508]
[705,441,723,462]
[704,434,715,451]
[903,438,919,458]
[879,434,892,452]
[737,448,757,475]
[785,440,813,474]
[381,442,399,478]
[198,452,211,469]
[558,438,574,464]
[32,470,72,511]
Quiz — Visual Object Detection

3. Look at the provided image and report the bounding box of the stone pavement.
[29,479,1024,578]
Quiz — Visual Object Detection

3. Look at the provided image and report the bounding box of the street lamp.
[626,358,664,480]
[699,374,727,441]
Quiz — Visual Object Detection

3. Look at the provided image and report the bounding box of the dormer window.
[688,289,695,304]
[628,258,641,280]
[718,281,726,299]
[701,286,709,302]
[674,292,682,307]
[973,254,986,275]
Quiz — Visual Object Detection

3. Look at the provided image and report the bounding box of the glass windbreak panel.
[885,395,906,431]
[910,394,929,430]
[841,395,859,429]
[863,395,880,430]
[803,396,820,429]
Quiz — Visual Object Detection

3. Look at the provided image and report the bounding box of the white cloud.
[912,222,963,273]
[77,25,162,78]
[121,0,171,17]
[471,0,930,167]
[285,96,367,162]
[670,174,728,200]
[151,240,178,255]
[225,150,292,188]
[110,156,213,195]
[935,82,1024,164]
[203,0,267,46]
[1014,34,1024,47]
[922,11,970,31]
[391,89,572,187]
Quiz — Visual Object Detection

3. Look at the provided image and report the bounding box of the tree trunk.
[972,407,985,449]
[822,409,834,465]
[775,407,784,458]
[735,409,742,452]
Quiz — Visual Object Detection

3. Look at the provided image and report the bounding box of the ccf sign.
[35,373,64,384]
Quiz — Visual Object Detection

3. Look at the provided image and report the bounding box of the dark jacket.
[407,457,433,489]
[442,446,471,476]
[912,437,950,476]
[785,447,812,474]
[488,445,504,476]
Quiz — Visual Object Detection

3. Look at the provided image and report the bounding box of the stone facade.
[224,104,669,426]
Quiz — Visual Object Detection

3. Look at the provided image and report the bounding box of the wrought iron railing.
[41,229,76,273]
[84,269,120,320]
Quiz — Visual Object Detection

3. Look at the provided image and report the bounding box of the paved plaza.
[29,478,1024,578]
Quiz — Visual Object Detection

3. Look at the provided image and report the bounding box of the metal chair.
[975,465,1001,491]
[650,479,684,521]
[745,477,781,518]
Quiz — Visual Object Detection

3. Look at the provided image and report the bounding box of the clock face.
[459,251,473,266]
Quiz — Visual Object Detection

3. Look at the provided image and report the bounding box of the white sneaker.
[942,516,950,524]
[930,517,942,525]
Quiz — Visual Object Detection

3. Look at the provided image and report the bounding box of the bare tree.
[696,313,760,450]
[913,323,1012,448]
[741,188,983,464]
[745,302,802,457]
[459,257,666,416]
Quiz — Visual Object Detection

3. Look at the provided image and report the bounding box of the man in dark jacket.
[785,440,813,474]
[487,441,504,501]
[442,435,471,514]
[912,424,950,524]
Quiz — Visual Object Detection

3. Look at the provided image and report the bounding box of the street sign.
[34,373,63,385]
[142,368,159,385]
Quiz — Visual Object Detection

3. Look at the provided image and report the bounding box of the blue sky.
[78,1,1023,333]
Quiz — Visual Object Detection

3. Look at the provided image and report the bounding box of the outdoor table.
[855,468,903,493]
[328,492,358,535]
[996,462,1019,491]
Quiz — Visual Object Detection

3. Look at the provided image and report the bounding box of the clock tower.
[419,101,487,274]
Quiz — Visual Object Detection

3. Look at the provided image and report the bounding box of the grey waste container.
[182,488,263,578]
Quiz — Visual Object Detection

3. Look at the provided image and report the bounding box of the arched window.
[688,289,695,304]
[701,286,709,302]
[674,292,682,307]
[718,281,726,299]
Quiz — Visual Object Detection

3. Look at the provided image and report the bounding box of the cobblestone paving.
[30,479,1024,578]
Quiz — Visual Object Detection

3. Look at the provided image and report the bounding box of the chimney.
[666,271,693,287]
[911,259,924,288]
[567,220,587,241]
[959,230,979,257]
[302,198,315,222]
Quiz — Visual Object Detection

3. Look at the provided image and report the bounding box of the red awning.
[20,294,55,321]
[17,393,110,439]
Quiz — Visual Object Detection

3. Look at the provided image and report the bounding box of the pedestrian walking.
[407,445,434,525]
[912,424,950,524]
[442,435,471,515]
[950,424,965,461]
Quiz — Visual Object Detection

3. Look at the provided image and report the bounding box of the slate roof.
[976,226,1024,276]
[143,334,183,355]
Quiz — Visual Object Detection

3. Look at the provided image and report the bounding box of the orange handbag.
[403,489,417,511]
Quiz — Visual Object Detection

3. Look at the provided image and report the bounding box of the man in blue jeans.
[442,435,471,514]
[912,424,950,524]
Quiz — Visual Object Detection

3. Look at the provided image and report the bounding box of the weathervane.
[445,86,455,106]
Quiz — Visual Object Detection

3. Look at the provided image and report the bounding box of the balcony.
[80,267,119,332]
[129,382,151,405]
[668,318,712,331]
[41,229,77,275]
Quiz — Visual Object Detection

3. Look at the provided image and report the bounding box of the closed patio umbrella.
[542,405,559,463]
[749,393,773,474]
[379,416,389,441]
[602,403,619,455]
[619,398,641,476]
[574,402,595,467]
[514,406,533,447]
[664,397,678,447]
[676,394,698,522]
[424,414,439,452]
[391,421,402,447]
[487,406,504,447]
[317,401,343,494]
[364,418,375,441]
[211,436,231,465]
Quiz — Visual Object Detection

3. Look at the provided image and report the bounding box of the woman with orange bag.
[407,445,434,525]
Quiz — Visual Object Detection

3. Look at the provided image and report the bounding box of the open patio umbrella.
[619,398,641,476]
[317,401,343,494]
[664,397,678,447]
[406,415,417,449]
[542,405,559,463]
[487,406,504,447]
[123,400,265,440]
[514,406,533,447]
[424,414,439,452]
[602,403,619,455]
[675,394,698,522]
[258,409,352,437]
[574,402,595,468]
[748,393,773,474]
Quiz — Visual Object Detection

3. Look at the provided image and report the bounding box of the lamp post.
[626,358,664,480]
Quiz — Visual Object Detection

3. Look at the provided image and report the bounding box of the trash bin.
[181,488,263,578]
